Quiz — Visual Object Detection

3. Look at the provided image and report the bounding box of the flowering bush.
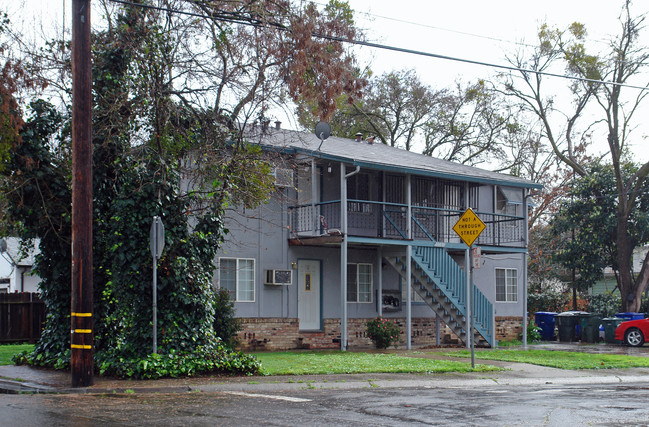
[366,317,401,349]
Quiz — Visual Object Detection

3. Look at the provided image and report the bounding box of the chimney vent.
[274,121,281,129]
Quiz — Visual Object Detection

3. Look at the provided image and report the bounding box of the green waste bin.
[579,314,601,343]
[602,317,624,343]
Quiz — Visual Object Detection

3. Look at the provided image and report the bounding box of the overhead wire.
[107,0,649,92]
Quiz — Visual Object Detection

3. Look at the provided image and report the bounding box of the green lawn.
[440,348,649,369]
[0,344,34,366]
[251,351,500,375]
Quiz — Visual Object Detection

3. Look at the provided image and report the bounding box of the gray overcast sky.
[10,0,649,155]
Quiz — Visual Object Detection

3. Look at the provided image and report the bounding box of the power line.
[107,0,649,92]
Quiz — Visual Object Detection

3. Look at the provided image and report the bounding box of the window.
[347,263,373,303]
[219,258,255,302]
[496,268,517,302]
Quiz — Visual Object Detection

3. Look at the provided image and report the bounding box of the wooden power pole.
[71,0,93,388]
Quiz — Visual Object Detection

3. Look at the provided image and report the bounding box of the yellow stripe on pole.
[71,312,92,317]
[71,344,92,350]
[73,329,92,334]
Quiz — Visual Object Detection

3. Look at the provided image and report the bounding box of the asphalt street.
[2,343,649,426]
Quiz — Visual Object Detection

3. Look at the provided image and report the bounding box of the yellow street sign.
[452,208,486,247]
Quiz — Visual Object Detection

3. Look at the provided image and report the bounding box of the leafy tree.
[2,0,365,377]
[501,1,649,311]
[551,162,649,307]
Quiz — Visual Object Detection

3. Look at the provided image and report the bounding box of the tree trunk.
[616,214,636,312]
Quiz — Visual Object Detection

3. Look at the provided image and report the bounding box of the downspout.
[406,174,412,350]
[341,164,360,351]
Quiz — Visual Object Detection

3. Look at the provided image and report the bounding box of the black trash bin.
[580,314,601,343]
[602,317,624,343]
[534,312,557,341]
[555,311,588,342]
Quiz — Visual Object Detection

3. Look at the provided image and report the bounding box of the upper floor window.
[495,268,517,302]
[347,263,373,303]
[219,258,255,302]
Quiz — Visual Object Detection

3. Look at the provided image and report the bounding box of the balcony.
[288,200,525,248]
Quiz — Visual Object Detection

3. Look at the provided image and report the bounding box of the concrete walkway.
[3,342,649,395]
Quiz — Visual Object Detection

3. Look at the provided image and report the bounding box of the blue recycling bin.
[615,312,644,321]
[534,311,557,341]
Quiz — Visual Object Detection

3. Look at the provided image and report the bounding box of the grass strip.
[439,349,649,370]
[0,344,34,366]
[252,350,500,375]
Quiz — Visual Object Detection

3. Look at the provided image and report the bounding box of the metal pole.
[469,246,475,368]
[153,244,157,354]
[465,247,471,350]
[71,0,93,388]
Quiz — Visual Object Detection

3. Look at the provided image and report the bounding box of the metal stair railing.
[411,246,494,347]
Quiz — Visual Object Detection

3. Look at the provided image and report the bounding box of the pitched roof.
[252,128,542,189]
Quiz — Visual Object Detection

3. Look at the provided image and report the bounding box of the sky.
[9,0,649,155]
[347,0,640,85]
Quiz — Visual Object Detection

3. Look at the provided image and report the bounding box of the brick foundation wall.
[495,316,523,342]
[236,317,463,351]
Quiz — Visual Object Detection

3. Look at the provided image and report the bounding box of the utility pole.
[71,0,93,388]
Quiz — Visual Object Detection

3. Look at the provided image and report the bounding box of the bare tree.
[501,1,649,311]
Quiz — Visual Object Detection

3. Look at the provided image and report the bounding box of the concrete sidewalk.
[3,342,649,395]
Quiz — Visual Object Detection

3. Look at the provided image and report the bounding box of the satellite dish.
[314,121,331,151]
[314,121,331,141]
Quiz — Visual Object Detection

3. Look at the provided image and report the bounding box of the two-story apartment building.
[216,125,541,351]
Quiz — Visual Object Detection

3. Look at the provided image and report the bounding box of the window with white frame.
[495,268,517,302]
[219,258,255,302]
[347,263,373,302]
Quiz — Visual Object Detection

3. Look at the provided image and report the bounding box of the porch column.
[340,163,348,351]
[522,189,529,349]
[339,163,360,351]
[406,174,412,350]
[311,159,317,235]
[377,247,383,317]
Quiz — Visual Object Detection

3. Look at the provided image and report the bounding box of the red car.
[615,318,649,347]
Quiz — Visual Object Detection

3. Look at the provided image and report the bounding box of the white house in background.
[0,238,41,293]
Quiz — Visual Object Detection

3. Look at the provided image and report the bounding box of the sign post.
[150,216,165,354]
[453,208,486,368]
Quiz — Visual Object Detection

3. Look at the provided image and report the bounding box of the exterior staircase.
[385,246,495,347]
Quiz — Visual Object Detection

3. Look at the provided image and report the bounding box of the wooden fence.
[0,292,46,343]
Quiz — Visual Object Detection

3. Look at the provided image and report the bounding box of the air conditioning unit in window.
[265,269,292,285]
[272,168,293,188]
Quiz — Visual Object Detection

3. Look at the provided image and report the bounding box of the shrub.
[587,292,621,317]
[520,320,542,343]
[366,317,400,349]
[213,288,241,349]
[527,288,569,314]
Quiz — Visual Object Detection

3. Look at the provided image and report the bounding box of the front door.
[298,259,321,330]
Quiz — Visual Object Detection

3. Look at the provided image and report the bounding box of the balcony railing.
[288,200,525,247]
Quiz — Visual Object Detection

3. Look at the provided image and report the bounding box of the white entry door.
[298,260,321,330]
